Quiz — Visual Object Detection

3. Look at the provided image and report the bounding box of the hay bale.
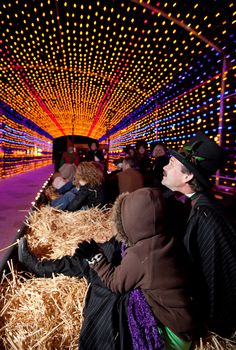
[0,263,88,350]
[193,333,236,350]
[26,206,113,259]
[0,206,113,348]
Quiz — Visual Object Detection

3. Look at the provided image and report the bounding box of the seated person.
[51,161,105,211]
[44,178,76,204]
[135,140,152,185]
[117,156,144,194]
[52,163,77,191]
[86,140,104,163]
[124,145,136,158]
[60,146,80,167]
[105,156,144,203]
[77,188,202,349]
[149,142,169,188]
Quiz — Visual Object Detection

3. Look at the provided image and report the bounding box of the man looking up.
[162,132,236,338]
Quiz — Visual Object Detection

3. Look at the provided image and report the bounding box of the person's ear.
[185,173,194,183]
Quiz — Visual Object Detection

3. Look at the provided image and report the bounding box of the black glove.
[18,237,38,271]
[77,239,103,264]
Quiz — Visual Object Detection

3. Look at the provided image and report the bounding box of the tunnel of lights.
[0,0,235,191]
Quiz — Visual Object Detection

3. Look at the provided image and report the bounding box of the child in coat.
[78,188,201,350]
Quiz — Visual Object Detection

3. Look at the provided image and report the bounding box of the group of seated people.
[49,161,105,211]
[46,139,170,210]
[123,139,169,186]
[19,132,236,350]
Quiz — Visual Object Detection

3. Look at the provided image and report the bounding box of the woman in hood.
[78,187,201,350]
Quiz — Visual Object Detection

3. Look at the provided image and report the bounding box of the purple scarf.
[121,243,164,350]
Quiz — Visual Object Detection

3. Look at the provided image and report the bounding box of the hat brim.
[169,149,211,188]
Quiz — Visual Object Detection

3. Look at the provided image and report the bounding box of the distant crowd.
[49,139,170,211]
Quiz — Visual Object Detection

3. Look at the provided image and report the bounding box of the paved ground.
[0,164,54,271]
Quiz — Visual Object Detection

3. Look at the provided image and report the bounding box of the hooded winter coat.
[92,188,200,340]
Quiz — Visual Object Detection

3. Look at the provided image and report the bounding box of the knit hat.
[169,132,227,187]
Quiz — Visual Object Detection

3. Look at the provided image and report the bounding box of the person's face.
[122,160,128,171]
[117,162,123,170]
[129,149,135,157]
[162,156,193,192]
[78,178,87,186]
[152,145,165,158]
[138,146,146,155]
[91,142,97,151]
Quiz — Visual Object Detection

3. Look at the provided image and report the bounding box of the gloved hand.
[18,237,38,271]
[77,239,103,265]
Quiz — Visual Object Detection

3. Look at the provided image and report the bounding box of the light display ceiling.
[1,0,235,140]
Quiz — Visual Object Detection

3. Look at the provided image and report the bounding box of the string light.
[0,1,235,188]
[0,102,52,178]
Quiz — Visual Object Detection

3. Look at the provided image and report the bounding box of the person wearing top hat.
[161,131,236,338]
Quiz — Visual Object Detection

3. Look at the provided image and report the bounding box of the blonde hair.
[74,161,104,187]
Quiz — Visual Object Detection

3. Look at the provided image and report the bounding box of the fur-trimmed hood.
[112,188,166,246]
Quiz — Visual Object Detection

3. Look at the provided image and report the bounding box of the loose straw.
[0,265,88,349]
[0,241,19,253]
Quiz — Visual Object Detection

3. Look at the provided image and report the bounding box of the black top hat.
[169,132,227,187]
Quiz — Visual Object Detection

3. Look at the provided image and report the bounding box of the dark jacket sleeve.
[67,186,89,211]
[26,249,90,278]
[95,149,104,161]
[23,238,121,280]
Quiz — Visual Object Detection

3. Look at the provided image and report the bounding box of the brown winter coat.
[117,167,144,194]
[92,188,200,340]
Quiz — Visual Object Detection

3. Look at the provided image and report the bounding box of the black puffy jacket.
[67,184,105,211]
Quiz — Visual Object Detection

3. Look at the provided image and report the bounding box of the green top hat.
[169,132,227,188]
